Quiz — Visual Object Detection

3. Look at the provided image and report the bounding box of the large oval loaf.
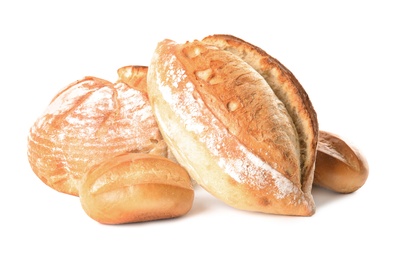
[27,66,171,196]
[147,35,319,216]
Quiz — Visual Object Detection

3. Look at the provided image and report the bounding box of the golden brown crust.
[202,34,319,194]
[147,36,318,216]
[177,40,301,184]
[314,131,369,193]
[79,153,194,224]
[27,67,169,196]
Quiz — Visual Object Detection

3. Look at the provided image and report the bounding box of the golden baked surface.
[147,36,319,216]
[80,152,194,224]
[202,34,319,192]
[314,131,369,193]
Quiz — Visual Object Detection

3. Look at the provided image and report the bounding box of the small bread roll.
[314,131,369,193]
[147,35,319,216]
[79,152,194,224]
[27,66,171,196]
[117,65,149,93]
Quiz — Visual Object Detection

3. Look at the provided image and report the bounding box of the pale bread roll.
[147,35,319,216]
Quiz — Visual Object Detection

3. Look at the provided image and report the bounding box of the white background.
[1,0,394,259]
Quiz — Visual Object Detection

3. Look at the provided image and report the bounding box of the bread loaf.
[79,152,194,224]
[27,34,369,220]
[147,35,319,216]
[27,66,171,196]
[314,131,369,193]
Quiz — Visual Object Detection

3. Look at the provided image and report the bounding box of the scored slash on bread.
[201,35,319,193]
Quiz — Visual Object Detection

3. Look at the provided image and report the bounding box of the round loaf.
[27,66,171,196]
[314,131,369,193]
[147,35,319,216]
[79,152,194,224]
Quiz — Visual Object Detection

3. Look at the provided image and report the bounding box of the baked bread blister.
[147,35,319,216]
